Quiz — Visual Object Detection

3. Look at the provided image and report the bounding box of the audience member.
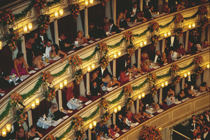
[120,14,131,28]
[202,39,209,48]
[90,81,102,96]
[167,49,173,63]
[44,40,52,58]
[33,51,45,69]
[107,77,120,87]
[90,70,102,86]
[202,128,210,140]
[89,23,107,39]
[126,110,133,122]
[188,40,193,53]
[108,124,120,139]
[117,12,124,28]
[175,1,185,11]
[177,89,186,100]
[203,110,210,123]
[162,2,170,13]
[103,17,110,32]
[136,11,147,22]
[160,52,167,65]
[199,82,209,92]
[38,30,49,52]
[196,133,201,140]
[50,44,67,63]
[75,30,88,47]
[141,49,149,62]
[141,59,150,71]
[151,102,160,112]
[144,4,153,18]
[109,19,121,34]
[102,73,111,87]
[96,131,104,140]
[0,72,15,90]
[152,51,161,64]
[48,103,61,121]
[130,63,142,76]
[167,87,175,98]
[16,126,27,140]
[119,67,129,83]
[116,114,130,130]
[98,66,112,80]
[193,125,201,137]
[189,115,198,132]
[139,100,151,118]
[11,52,29,78]
[129,2,140,21]
[177,43,185,57]
[32,32,41,56]
[197,114,205,126]
[59,34,73,52]
[25,35,35,66]
[184,83,196,96]
[96,121,108,135]
[123,10,128,19]
[191,44,199,54]
[28,125,42,140]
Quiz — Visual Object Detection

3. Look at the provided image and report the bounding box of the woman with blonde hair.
[160,52,167,65]
[75,30,88,46]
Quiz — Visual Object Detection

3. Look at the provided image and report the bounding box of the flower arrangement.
[97,42,108,55]
[75,130,85,140]
[10,92,23,107]
[175,28,183,39]
[44,87,56,102]
[0,9,15,25]
[68,54,83,68]
[174,13,184,23]
[101,112,111,123]
[124,31,134,42]
[193,55,203,65]
[72,115,84,130]
[198,5,208,15]
[139,125,162,140]
[100,0,109,6]
[123,84,133,97]
[32,0,47,10]
[151,35,160,47]
[195,66,203,78]
[74,69,83,85]
[126,45,135,57]
[149,21,159,32]
[45,134,56,140]
[38,14,50,32]
[199,17,209,30]
[41,71,54,84]
[126,98,134,110]
[170,63,179,74]
[148,73,157,83]
[15,108,28,125]
[99,56,108,69]
[69,4,80,20]
[5,29,21,51]
[98,98,109,110]
[172,76,181,86]
[150,85,158,96]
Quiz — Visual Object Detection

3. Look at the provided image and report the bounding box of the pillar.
[182,77,185,89]
[136,99,139,113]
[159,88,163,104]
[84,8,89,37]
[58,90,63,110]
[113,0,116,24]
[140,0,143,11]
[138,47,141,69]
[86,73,90,95]
[185,30,189,52]
[162,38,165,53]
[113,112,116,125]
[28,110,33,127]
[88,129,92,140]
[208,25,210,42]
[21,36,27,65]
[113,59,116,77]
[54,20,59,45]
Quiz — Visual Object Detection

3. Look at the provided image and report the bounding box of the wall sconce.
[90,0,94,4]
[165,81,168,86]
[54,11,59,18]
[144,41,147,45]
[161,83,164,88]
[168,32,171,36]
[187,71,190,76]
[87,66,91,72]
[164,33,167,37]
[118,51,121,56]
[138,94,141,100]
[35,98,40,106]
[140,42,143,47]
[184,73,187,78]
[113,53,117,58]
[117,105,121,111]
[207,64,209,69]
[89,123,93,129]
[31,101,36,109]
[192,23,195,28]
[93,121,96,127]
[114,108,117,113]
[91,64,95,69]
[85,0,89,6]
[2,128,7,137]
[0,41,2,50]
[142,93,145,98]
[64,79,68,87]
[59,9,64,16]
[60,83,63,89]
[159,127,162,131]
[188,24,191,29]
[28,23,33,31]
[23,25,28,33]
[6,124,11,133]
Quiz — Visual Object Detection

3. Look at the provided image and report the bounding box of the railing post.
[159,87,163,105]
[113,112,116,125]
[54,20,59,45]
[185,30,189,52]
[88,128,92,140]
[28,110,33,127]
[136,99,139,113]
[86,73,90,95]
[182,77,185,89]
[113,59,116,77]
[84,8,89,38]
[138,47,141,69]
[113,0,116,24]
[162,38,165,53]
[58,89,63,110]
[140,0,143,11]
[21,36,27,65]
[208,25,210,42]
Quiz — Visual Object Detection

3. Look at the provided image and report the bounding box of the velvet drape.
[88,4,105,26]
[0,45,13,73]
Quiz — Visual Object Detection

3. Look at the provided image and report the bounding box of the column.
[113,112,116,125]
[28,110,33,127]
[58,90,63,110]
[184,30,189,52]
[182,78,185,89]
[84,8,89,37]
[165,0,168,2]
[113,0,116,24]
[113,59,116,77]
[21,36,27,65]
[86,73,90,95]
[159,88,163,104]
[208,25,210,42]
[137,47,141,69]
[54,20,59,45]
[88,129,92,140]
[162,38,165,53]
[140,0,143,11]
[136,99,139,113]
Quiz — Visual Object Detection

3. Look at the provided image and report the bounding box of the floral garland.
[10,92,23,108]
[69,4,80,20]
[0,9,15,25]
[199,17,209,30]
[151,35,160,47]
[41,71,54,84]
[123,84,133,97]
[98,98,109,110]
[170,63,179,74]
[126,45,135,57]
[72,115,84,130]
[68,54,83,68]
[149,21,159,32]
[150,85,158,96]
[15,108,28,125]
[97,42,108,55]
[172,76,181,86]
[124,31,134,42]
[148,73,157,83]
[99,56,108,69]
[175,28,183,39]
[101,112,111,123]
[174,13,184,23]
[38,14,50,32]
[44,87,56,102]
[100,0,109,6]
[75,130,85,140]
[139,125,162,140]
[5,29,22,51]
[193,55,203,65]
[45,134,56,140]
[126,98,134,110]
[74,69,83,85]
[198,5,208,15]
[32,0,47,10]
[195,66,203,78]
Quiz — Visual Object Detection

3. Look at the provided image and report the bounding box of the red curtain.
[0,45,13,73]
[58,14,77,44]
[88,4,105,26]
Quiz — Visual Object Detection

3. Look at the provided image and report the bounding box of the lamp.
[114,108,117,113]
[91,64,95,69]
[142,93,145,98]
[89,123,93,129]
[165,81,168,86]
[161,83,164,88]
[159,127,162,131]
[85,0,89,6]
[60,83,63,89]
[31,101,36,109]
[0,41,2,50]
[93,121,97,127]
[138,94,141,100]
[184,73,187,78]
[59,9,64,16]
[187,71,190,76]
[192,23,195,28]
[188,24,191,29]
[2,128,7,137]
[87,66,91,72]
[28,23,33,31]
[207,64,209,69]
[113,53,117,58]
[23,25,28,33]
[168,32,171,36]
[164,33,167,37]
[90,0,94,4]
[144,41,147,45]
[64,79,68,87]
[6,124,11,133]
[118,51,121,56]
[117,105,121,111]
[54,11,59,18]
[35,98,40,106]
[140,42,143,47]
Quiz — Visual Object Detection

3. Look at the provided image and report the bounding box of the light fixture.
[2,128,7,137]
[64,79,68,87]
[168,32,171,36]
[188,24,191,29]
[93,121,97,127]
[184,73,187,78]
[59,9,64,16]
[23,25,28,33]
[87,66,91,72]
[140,42,143,47]
[161,83,164,88]
[91,64,95,69]
[117,105,121,111]
[6,124,11,133]
[144,41,147,45]
[192,23,195,28]
[114,108,117,113]
[142,93,145,98]
[60,83,63,89]
[90,0,94,4]
[165,81,168,86]
[85,0,89,6]
[138,94,141,100]
[113,53,117,58]
[118,51,121,56]
[207,64,209,69]
[35,98,40,106]
[31,101,36,109]
[0,41,2,50]
[28,23,33,31]
[159,127,162,131]
[164,33,167,37]
[187,71,190,76]
[54,11,59,18]
[89,123,93,129]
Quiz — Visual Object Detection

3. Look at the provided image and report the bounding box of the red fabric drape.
[88,4,105,26]
[58,14,77,44]
[0,45,13,73]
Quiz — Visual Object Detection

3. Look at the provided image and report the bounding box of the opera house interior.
[0,0,210,140]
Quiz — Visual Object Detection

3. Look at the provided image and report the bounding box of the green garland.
[184,11,198,20]
[83,107,100,121]
[14,3,33,21]
[133,28,150,37]
[56,123,73,140]
[52,63,70,77]
[108,38,125,48]
[159,17,175,28]
[108,90,124,104]
[0,103,11,122]
[81,48,98,61]
[132,78,148,90]
[179,61,194,70]
[47,0,61,7]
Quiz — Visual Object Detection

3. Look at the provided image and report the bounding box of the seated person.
[102,73,111,87]
[28,125,43,140]
[141,59,151,72]
[191,44,199,54]
[119,14,131,28]
[193,125,201,137]
[90,81,103,96]
[136,11,147,22]
[196,44,202,51]
[184,83,196,96]
[119,67,129,83]
[141,49,149,62]
[130,63,142,76]
[189,115,198,132]
[98,66,112,80]
[203,110,210,123]
[107,76,120,87]
[139,100,151,118]
[117,12,124,28]
[89,23,107,39]
[48,103,61,121]
[175,1,185,11]
[108,124,120,139]
[16,126,27,140]
[167,49,173,63]
[152,51,161,65]
[116,114,130,130]
[196,133,202,140]
[177,44,185,57]
[126,110,133,122]
[162,2,170,13]
[0,72,15,90]
[109,19,121,34]
[96,121,108,135]
[50,44,67,63]
[91,70,102,87]
[59,34,74,52]
[202,128,210,140]
[188,41,193,53]
[11,52,29,78]
[177,89,186,101]
[144,4,153,18]
[151,102,160,112]
[202,39,210,48]
[197,114,206,126]
[33,51,45,69]
[75,30,88,47]
[199,82,209,92]
[160,52,167,65]
[167,87,175,98]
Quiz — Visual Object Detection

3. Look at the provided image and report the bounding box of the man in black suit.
[109,19,121,34]
[98,66,112,80]
[0,72,14,90]
[89,23,107,39]
[144,4,153,18]
[203,110,210,123]
[151,51,161,64]
[59,34,74,52]
[202,128,210,140]
[188,115,197,132]
[116,114,129,130]
[119,15,131,29]
[37,30,49,52]
[90,81,102,96]
[129,2,140,21]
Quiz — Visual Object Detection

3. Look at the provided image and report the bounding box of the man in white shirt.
[202,128,210,140]
[204,110,210,123]
[45,40,52,58]
[196,133,201,140]
[129,2,140,21]
[189,115,197,132]
[153,51,161,64]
